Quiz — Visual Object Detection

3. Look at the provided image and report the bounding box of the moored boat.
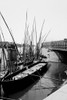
[1,62,47,95]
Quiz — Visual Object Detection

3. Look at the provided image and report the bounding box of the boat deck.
[13,63,46,80]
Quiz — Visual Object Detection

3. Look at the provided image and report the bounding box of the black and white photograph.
[0,0,67,100]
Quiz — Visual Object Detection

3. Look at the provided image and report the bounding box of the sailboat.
[0,12,48,95]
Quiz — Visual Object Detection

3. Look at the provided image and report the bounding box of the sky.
[0,0,67,43]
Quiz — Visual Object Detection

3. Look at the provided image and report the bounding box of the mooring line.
[0,96,17,100]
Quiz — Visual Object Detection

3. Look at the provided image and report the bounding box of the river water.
[1,48,67,100]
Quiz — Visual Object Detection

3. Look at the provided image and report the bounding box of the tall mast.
[34,17,37,47]
[38,19,45,48]
[23,11,29,63]
[0,12,20,56]
[33,18,37,59]
[31,17,37,45]
[43,29,51,42]
[0,26,5,41]
[35,19,45,59]
[0,26,7,61]
[0,32,6,70]
[31,17,37,57]
[0,12,15,43]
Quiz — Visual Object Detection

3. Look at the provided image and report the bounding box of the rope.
[32,86,55,90]
[30,73,63,82]
[0,96,17,100]
[43,76,63,82]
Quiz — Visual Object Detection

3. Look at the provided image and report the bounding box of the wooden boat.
[0,43,47,95]
[1,62,47,95]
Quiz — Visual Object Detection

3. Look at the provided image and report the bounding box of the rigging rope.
[0,96,17,100]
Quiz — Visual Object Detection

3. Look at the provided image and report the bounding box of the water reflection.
[5,62,67,100]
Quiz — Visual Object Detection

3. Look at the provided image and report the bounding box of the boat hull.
[1,62,48,95]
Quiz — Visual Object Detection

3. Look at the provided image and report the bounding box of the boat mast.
[0,26,9,70]
[23,11,29,64]
[34,18,37,49]
[38,19,45,48]
[31,17,37,60]
[0,12,20,57]
[0,30,6,71]
[43,29,51,42]
[0,26,5,41]
[36,19,45,59]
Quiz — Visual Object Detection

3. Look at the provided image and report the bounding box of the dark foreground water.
[1,49,67,100]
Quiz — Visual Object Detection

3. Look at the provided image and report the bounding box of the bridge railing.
[51,40,67,50]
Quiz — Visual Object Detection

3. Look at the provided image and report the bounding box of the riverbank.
[43,82,67,100]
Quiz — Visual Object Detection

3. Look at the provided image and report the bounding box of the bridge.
[42,39,67,63]
[49,47,67,63]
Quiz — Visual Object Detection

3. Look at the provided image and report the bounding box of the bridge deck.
[49,47,67,52]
